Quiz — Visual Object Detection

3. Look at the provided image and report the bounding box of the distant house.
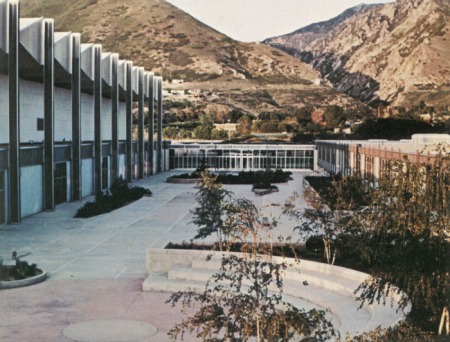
[170,90,185,96]
[188,89,201,94]
[171,79,184,84]
[314,79,326,86]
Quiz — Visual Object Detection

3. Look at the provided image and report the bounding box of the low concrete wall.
[166,177,201,184]
[146,248,212,273]
[146,248,367,282]
[146,248,405,303]
[0,269,47,289]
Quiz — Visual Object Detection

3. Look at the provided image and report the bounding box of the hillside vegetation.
[20,0,371,128]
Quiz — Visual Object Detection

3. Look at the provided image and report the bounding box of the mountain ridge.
[262,3,379,53]
[19,0,370,118]
[264,0,450,108]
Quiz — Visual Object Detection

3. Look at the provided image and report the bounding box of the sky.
[166,0,394,42]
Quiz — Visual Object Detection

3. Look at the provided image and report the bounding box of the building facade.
[316,134,450,178]
[170,143,318,171]
[0,0,167,225]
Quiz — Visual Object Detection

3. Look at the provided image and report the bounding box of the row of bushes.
[216,169,292,185]
[74,178,152,218]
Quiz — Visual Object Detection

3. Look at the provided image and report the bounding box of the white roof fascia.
[20,17,44,65]
[80,43,94,80]
[102,52,112,86]
[0,0,9,54]
[54,32,72,73]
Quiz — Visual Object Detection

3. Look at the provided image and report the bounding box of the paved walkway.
[0,171,311,341]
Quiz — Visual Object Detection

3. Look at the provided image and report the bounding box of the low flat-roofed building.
[170,143,317,171]
[316,134,450,178]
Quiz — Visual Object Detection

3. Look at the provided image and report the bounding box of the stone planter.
[0,268,47,289]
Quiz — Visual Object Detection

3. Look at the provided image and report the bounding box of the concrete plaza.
[0,171,311,341]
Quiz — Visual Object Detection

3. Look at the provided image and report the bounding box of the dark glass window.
[102,157,109,189]
[37,118,44,131]
[54,163,67,205]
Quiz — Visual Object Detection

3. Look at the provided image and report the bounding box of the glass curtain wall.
[170,145,314,171]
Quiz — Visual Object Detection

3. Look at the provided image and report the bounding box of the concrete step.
[190,255,360,297]
[143,271,344,330]
[144,248,408,337]
[166,266,372,332]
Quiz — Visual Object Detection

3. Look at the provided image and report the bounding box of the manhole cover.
[63,320,157,342]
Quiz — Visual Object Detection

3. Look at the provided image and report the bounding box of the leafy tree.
[237,115,253,135]
[211,129,228,140]
[191,170,233,251]
[291,106,314,126]
[323,105,345,128]
[286,173,372,265]
[352,118,442,140]
[169,197,337,341]
[229,109,244,123]
[193,123,213,140]
[347,151,449,335]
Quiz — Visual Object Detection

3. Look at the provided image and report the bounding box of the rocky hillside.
[20,0,369,118]
[21,0,319,83]
[263,4,377,57]
[264,0,450,109]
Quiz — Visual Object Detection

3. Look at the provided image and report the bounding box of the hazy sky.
[166,0,394,42]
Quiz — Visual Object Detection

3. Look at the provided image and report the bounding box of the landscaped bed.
[0,252,46,289]
[74,178,152,218]
[167,169,292,186]
[164,240,369,273]
[217,169,292,184]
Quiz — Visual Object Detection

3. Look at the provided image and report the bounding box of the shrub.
[0,252,39,281]
[74,178,151,218]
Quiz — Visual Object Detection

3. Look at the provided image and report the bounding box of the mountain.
[19,0,369,118]
[262,4,377,56]
[264,0,450,109]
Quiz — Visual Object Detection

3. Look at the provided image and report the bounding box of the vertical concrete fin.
[146,72,155,174]
[125,61,133,182]
[94,44,102,199]
[156,77,163,173]
[71,33,81,201]
[44,18,55,211]
[111,53,119,182]
[8,0,20,223]
[138,67,144,179]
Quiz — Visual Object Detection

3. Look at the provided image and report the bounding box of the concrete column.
[137,68,144,179]
[8,0,20,223]
[94,45,102,200]
[147,73,154,175]
[125,61,133,182]
[335,144,340,175]
[71,33,81,201]
[156,77,163,173]
[44,19,55,211]
[313,149,319,171]
[111,53,119,182]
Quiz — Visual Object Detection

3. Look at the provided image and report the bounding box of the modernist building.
[316,134,450,178]
[170,143,318,171]
[0,0,167,225]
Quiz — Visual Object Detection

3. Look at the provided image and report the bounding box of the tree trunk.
[438,306,449,335]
